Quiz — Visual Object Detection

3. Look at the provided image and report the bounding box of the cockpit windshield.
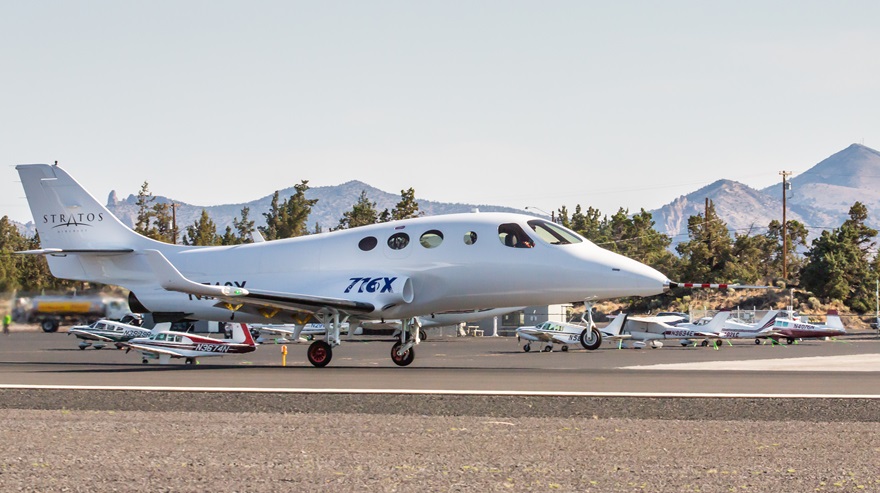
[527,220,585,246]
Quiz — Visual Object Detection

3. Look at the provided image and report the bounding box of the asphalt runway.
[2,330,880,396]
[3,329,880,492]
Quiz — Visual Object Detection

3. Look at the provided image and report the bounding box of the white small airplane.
[124,322,257,365]
[68,318,158,350]
[602,311,731,348]
[515,320,602,352]
[715,310,780,344]
[16,163,677,367]
[515,305,629,352]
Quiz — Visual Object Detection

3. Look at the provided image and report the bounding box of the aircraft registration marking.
[344,277,398,294]
[194,344,231,353]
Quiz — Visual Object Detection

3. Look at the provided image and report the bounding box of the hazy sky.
[2,1,878,224]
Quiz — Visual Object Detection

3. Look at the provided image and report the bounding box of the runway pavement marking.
[0,384,879,399]
[622,354,880,372]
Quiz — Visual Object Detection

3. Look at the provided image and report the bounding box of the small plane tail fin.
[753,310,779,331]
[229,323,257,346]
[602,313,627,336]
[16,164,166,252]
[702,311,731,332]
[149,322,172,334]
[824,310,845,330]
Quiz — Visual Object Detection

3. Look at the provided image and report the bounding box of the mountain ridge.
[9,144,880,246]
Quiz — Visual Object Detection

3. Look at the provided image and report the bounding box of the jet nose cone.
[598,250,670,298]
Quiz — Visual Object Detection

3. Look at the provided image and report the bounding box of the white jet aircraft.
[16,163,672,367]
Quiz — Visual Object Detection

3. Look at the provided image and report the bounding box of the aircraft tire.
[786,337,795,345]
[390,341,415,367]
[307,340,333,368]
[561,345,569,352]
[755,338,761,345]
[579,328,602,350]
[185,358,196,365]
[142,359,149,364]
[715,339,723,348]
[523,344,531,352]
[701,340,710,347]
[542,345,552,352]
[78,345,86,350]
[419,329,427,341]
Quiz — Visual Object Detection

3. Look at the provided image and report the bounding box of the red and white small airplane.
[765,309,847,344]
[124,323,257,365]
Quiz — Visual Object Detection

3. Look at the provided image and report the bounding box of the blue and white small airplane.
[16,163,676,367]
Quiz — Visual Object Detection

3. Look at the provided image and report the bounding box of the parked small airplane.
[715,310,780,345]
[766,310,847,344]
[16,163,687,367]
[516,320,600,352]
[602,311,731,348]
[515,305,631,352]
[124,322,257,365]
[68,318,158,350]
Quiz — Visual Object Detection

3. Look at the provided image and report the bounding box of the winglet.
[143,249,249,298]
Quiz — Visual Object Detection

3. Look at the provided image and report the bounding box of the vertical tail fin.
[702,311,731,332]
[753,310,779,331]
[229,323,257,346]
[602,313,627,336]
[16,164,158,251]
[824,310,845,330]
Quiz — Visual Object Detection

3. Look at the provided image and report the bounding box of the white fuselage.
[18,164,671,327]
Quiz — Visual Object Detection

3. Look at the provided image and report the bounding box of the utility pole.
[780,171,792,282]
[171,203,179,245]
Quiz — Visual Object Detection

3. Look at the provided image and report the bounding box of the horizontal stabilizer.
[143,250,249,298]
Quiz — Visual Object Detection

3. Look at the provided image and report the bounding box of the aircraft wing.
[143,249,376,316]
[68,329,115,342]
[123,343,183,358]
[515,328,559,342]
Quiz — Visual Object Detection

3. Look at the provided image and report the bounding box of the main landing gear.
[301,311,422,368]
[307,340,333,368]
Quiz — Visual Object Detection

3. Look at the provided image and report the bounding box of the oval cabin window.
[387,232,410,250]
[358,236,378,251]
[420,230,444,248]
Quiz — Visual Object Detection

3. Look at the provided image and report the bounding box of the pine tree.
[390,188,420,221]
[233,206,255,244]
[150,202,176,243]
[260,191,281,241]
[183,210,220,246]
[801,202,878,311]
[134,181,157,237]
[338,190,379,229]
[674,200,733,283]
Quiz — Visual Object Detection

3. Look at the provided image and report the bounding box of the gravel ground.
[2,393,880,492]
